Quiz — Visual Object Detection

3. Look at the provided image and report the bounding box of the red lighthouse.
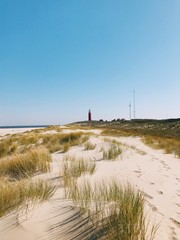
[88,109,92,121]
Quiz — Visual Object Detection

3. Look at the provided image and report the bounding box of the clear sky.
[0,0,180,125]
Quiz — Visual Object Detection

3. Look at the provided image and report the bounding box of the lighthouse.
[88,109,92,122]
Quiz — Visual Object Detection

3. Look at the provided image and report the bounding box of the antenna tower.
[129,102,131,120]
[133,90,136,119]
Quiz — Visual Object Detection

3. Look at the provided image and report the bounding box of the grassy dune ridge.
[71,119,180,158]
[61,158,157,240]
[0,130,90,158]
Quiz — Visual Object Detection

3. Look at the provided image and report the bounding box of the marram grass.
[0,146,51,179]
[103,144,122,160]
[0,177,56,218]
[0,131,90,158]
[143,135,180,158]
[60,155,157,240]
[84,141,96,150]
[102,128,180,159]
[42,132,89,153]
[62,155,96,188]
[65,180,158,240]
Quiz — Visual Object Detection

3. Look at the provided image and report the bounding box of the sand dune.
[0,128,180,239]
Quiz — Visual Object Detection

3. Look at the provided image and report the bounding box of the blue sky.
[0,0,180,125]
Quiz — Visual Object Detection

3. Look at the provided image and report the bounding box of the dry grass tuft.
[84,141,96,150]
[42,132,89,153]
[0,177,55,218]
[103,144,122,160]
[62,155,96,188]
[0,146,51,179]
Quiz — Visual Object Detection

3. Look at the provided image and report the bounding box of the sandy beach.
[0,127,45,137]
[0,127,180,240]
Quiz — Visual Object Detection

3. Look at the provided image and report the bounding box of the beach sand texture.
[0,128,180,240]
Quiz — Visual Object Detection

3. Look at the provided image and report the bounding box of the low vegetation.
[43,132,89,153]
[103,144,122,160]
[101,128,180,158]
[0,130,90,158]
[84,141,96,150]
[62,155,96,188]
[0,177,55,218]
[143,136,180,158]
[64,179,157,240]
[0,125,160,238]
[60,151,157,239]
[0,144,55,218]
[0,127,92,219]
[102,128,133,137]
[73,119,180,158]
[0,146,51,180]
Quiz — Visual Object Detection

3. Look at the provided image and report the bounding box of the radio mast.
[129,102,131,120]
[133,90,136,119]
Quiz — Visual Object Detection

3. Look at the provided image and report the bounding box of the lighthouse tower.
[88,109,92,122]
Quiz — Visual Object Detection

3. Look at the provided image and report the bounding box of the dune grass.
[42,125,62,132]
[102,128,180,158]
[84,141,96,150]
[103,144,122,160]
[0,138,17,158]
[60,148,157,239]
[143,136,180,158]
[64,179,157,240]
[0,146,51,179]
[0,133,40,158]
[0,131,90,158]
[0,139,55,218]
[102,128,133,137]
[43,132,89,153]
[0,177,56,218]
[62,155,96,188]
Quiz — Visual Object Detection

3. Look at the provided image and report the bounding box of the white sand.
[0,127,44,137]
[0,129,179,240]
